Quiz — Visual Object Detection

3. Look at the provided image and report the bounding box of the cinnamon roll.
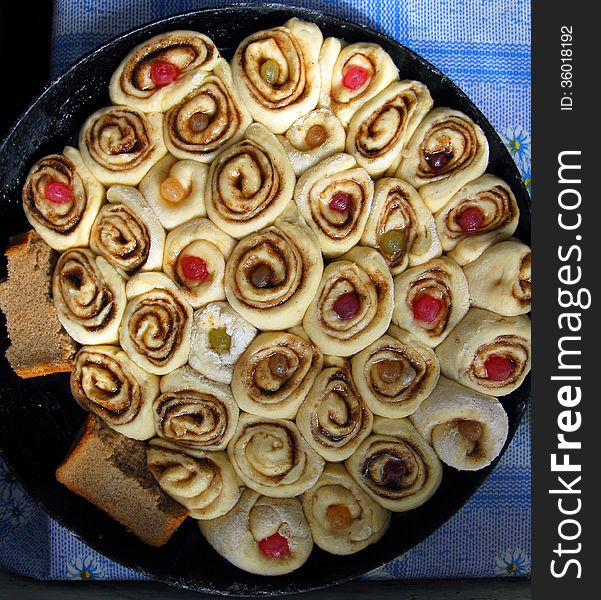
[345,416,443,512]
[163,218,236,308]
[119,272,192,375]
[319,39,399,126]
[147,439,243,519]
[346,80,433,177]
[109,30,220,112]
[188,302,258,385]
[302,463,390,555]
[391,256,470,348]
[396,107,489,212]
[138,154,208,231]
[410,376,509,471]
[434,174,520,265]
[52,248,126,345]
[296,361,373,462]
[277,108,346,176]
[90,185,166,278]
[463,239,531,316]
[303,246,394,356]
[351,324,440,419]
[224,207,324,330]
[199,489,313,575]
[294,152,374,258]
[154,365,239,451]
[232,327,323,419]
[70,345,159,440]
[361,177,442,275]
[22,147,104,251]
[231,18,323,133]
[436,308,531,396]
[164,58,252,163]
[206,123,295,239]
[228,413,325,498]
[79,106,167,185]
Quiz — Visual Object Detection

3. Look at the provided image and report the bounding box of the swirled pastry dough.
[410,376,509,470]
[206,123,295,239]
[231,18,323,133]
[345,416,442,512]
[52,248,127,345]
[392,256,469,348]
[294,153,374,258]
[319,39,399,126]
[346,80,433,177]
[434,174,520,265]
[79,106,167,185]
[397,107,489,212]
[302,463,390,555]
[351,324,440,419]
[163,218,236,308]
[232,327,323,419]
[138,154,208,231]
[303,246,394,356]
[90,185,165,278]
[147,438,243,519]
[71,345,159,440]
[153,365,239,451]
[164,58,252,163]
[435,308,531,396]
[188,301,258,385]
[463,239,531,316]
[199,489,313,575]
[228,413,325,498]
[361,177,442,275]
[277,108,346,176]
[296,360,373,462]
[22,147,104,251]
[109,30,220,112]
[119,272,192,375]
[224,207,324,330]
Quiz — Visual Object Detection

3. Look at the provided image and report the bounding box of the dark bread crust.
[56,415,189,547]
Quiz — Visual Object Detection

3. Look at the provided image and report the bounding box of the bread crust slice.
[56,415,189,547]
[0,230,78,377]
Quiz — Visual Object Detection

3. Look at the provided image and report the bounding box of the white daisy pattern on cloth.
[66,555,107,580]
[501,125,531,171]
[494,548,531,577]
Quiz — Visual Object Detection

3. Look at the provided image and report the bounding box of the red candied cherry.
[342,66,370,90]
[329,192,351,213]
[457,206,485,232]
[424,149,453,170]
[412,294,443,323]
[333,292,361,320]
[44,181,72,204]
[258,532,289,559]
[381,458,408,489]
[484,355,513,382]
[179,256,209,282]
[150,60,180,87]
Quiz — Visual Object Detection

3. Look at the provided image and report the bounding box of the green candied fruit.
[260,59,280,84]
[379,228,407,257]
[208,327,231,353]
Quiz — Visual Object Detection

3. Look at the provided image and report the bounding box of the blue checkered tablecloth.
[0,0,531,582]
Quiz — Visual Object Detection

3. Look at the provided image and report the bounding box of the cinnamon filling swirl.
[468,335,530,389]
[154,390,230,448]
[22,155,85,234]
[515,253,532,304]
[53,250,117,332]
[91,204,150,274]
[417,115,479,180]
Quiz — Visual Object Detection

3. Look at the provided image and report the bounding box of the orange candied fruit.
[160,177,187,204]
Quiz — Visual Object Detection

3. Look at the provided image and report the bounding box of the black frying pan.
[0,3,530,596]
